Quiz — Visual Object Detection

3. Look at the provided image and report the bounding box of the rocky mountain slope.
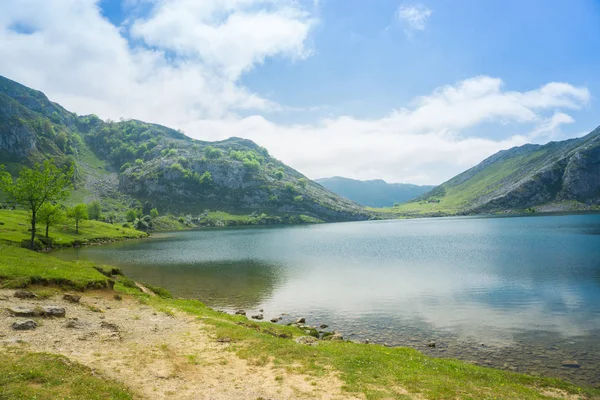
[0,76,367,222]
[396,127,600,215]
[315,177,434,207]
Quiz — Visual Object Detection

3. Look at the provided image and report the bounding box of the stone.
[41,306,66,318]
[324,333,343,341]
[319,323,328,329]
[12,320,37,330]
[259,309,264,313]
[295,336,318,345]
[7,306,36,317]
[217,337,232,343]
[65,319,86,329]
[296,317,306,324]
[270,318,280,323]
[251,314,264,320]
[234,309,246,316]
[561,360,581,368]
[14,290,36,299]
[427,341,436,348]
[63,294,81,303]
[100,321,119,331]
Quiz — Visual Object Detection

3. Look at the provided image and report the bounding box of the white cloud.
[397,3,432,33]
[0,1,591,185]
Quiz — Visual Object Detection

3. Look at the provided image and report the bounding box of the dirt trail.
[0,289,363,400]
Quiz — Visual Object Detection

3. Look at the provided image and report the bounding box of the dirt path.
[0,289,363,400]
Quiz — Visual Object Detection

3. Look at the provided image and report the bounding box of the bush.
[294,195,304,202]
[37,236,54,247]
[21,239,44,251]
[136,219,149,231]
[274,170,284,180]
[204,146,222,159]
[243,159,260,171]
[122,223,131,228]
[297,178,307,188]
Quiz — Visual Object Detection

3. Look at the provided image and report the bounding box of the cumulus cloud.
[0,0,591,185]
[397,3,432,33]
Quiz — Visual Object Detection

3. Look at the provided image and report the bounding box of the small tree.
[38,203,66,238]
[126,209,137,222]
[150,208,159,218]
[87,201,102,220]
[68,203,88,234]
[0,160,73,249]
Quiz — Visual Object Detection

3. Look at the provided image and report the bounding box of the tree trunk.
[30,212,36,250]
[76,219,79,234]
[46,223,49,238]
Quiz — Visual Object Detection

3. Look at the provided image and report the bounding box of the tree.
[0,160,73,249]
[68,204,88,234]
[150,208,159,218]
[126,208,138,222]
[87,201,103,220]
[38,203,66,238]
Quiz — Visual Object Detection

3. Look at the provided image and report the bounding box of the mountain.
[395,128,600,216]
[315,177,435,207]
[0,76,368,222]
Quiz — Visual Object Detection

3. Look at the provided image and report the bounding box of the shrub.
[204,146,222,159]
[297,178,308,188]
[274,170,284,180]
[150,208,159,218]
[244,159,260,171]
[294,195,304,202]
[21,239,44,251]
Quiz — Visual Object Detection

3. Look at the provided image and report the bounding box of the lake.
[53,213,600,386]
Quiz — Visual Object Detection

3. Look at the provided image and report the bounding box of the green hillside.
[0,76,368,222]
[384,128,600,217]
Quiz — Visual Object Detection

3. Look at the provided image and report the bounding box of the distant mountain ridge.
[396,127,600,215]
[0,75,368,222]
[315,177,435,207]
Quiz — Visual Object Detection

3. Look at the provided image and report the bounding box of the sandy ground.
[0,288,364,400]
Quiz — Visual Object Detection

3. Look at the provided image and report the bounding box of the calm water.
[53,214,600,385]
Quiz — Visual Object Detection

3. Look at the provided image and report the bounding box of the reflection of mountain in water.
[123,259,286,309]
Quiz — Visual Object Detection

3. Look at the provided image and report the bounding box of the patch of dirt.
[0,289,362,400]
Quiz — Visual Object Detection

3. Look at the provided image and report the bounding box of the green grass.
[0,351,133,400]
[0,209,147,247]
[0,243,111,290]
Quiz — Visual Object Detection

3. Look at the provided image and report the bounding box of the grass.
[0,243,111,290]
[0,351,133,400]
[0,209,147,247]
[1,248,599,399]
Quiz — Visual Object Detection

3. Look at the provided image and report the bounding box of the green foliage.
[0,160,73,249]
[285,182,297,193]
[38,203,67,238]
[135,158,144,166]
[197,171,212,186]
[243,159,260,171]
[68,203,89,234]
[204,146,222,159]
[274,170,284,180]
[55,131,68,151]
[150,208,159,218]
[293,195,304,202]
[87,201,103,221]
[125,209,137,222]
[297,178,308,188]
[120,162,131,172]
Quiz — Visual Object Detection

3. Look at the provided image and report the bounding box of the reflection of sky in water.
[54,214,600,346]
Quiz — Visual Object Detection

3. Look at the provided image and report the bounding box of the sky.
[0,0,599,185]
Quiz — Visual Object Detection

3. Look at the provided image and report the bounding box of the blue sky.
[1,0,599,183]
